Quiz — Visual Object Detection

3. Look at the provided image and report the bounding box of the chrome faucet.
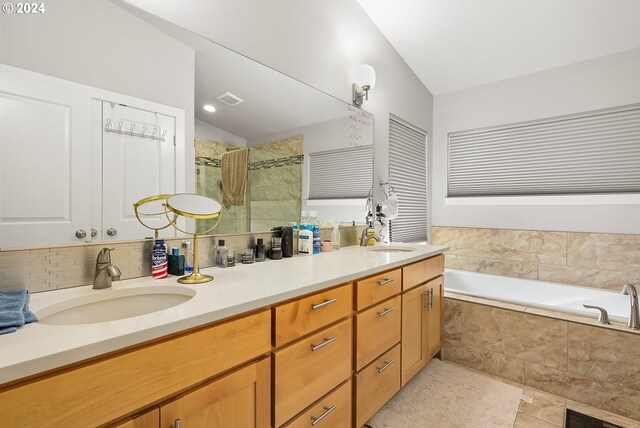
[93,248,121,289]
[622,284,639,330]
[360,204,385,246]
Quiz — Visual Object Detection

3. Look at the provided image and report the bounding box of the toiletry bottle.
[310,211,321,255]
[298,227,313,255]
[183,241,194,275]
[255,238,265,262]
[152,239,168,279]
[215,239,228,268]
[331,224,341,251]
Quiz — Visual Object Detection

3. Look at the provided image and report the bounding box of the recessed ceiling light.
[203,104,216,113]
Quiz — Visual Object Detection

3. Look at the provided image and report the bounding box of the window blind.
[448,104,640,197]
[308,145,373,199]
[389,117,428,243]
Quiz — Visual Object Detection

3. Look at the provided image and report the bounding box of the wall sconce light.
[352,64,376,106]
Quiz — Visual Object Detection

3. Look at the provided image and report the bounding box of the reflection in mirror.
[0,1,373,249]
[131,8,374,234]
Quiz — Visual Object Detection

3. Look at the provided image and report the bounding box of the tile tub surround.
[443,297,640,421]
[0,225,365,293]
[432,226,640,291]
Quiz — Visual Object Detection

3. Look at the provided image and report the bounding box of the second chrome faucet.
[622,283,639,330]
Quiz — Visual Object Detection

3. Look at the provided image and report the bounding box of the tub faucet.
[621,284,639,330]
[93,248,121,290]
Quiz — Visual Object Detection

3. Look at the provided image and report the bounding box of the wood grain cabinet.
[110,408,159,428]
[2,253,446,428]
[160,358,270,428]
[400,256,444,387]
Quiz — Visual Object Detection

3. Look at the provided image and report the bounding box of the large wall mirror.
[0,0,373,249]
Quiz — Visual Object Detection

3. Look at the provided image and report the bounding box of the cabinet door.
[101,102,176,242]
[160,358,270,428]
[401,284,428,386]
[0,67,92,248]
[427,276,444,358]
[111,408,159,428]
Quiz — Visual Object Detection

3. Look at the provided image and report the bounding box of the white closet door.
[101,102,176,241]
[0,70,92,248]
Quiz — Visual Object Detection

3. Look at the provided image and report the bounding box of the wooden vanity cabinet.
[111,408,159,428]
[2,310,271,428]
[400,256,445,387]
[160,357,270,428]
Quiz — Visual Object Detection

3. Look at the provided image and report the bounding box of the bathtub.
[444,269,631,324]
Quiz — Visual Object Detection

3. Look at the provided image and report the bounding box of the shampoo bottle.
[298,227,313,255]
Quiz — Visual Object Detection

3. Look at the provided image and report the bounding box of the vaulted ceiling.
[356,0,640,94]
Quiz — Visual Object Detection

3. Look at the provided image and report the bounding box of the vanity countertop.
[0,243,447,385]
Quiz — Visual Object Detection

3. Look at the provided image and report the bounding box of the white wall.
[121,0,434,224]
[0,0,196,191]
[195,119,247,146]
[433,48,640,234]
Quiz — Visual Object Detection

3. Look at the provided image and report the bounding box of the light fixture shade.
[352,64,376,88]
[203,104,216,113]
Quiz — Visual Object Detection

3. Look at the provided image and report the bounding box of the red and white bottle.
[152,239,168,279]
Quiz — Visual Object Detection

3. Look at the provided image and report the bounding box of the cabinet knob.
[106,227,118,237]
[91,228,97,238]
[75,229,87,239]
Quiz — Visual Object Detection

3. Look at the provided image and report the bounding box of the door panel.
[0,70,92,248]
[101,102,176,241]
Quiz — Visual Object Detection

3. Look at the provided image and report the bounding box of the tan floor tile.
[519,388,566,427]
[514,412,561,427]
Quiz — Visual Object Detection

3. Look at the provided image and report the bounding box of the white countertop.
[0,243,447,385]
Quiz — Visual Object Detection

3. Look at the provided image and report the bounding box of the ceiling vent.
[216,92,243,106]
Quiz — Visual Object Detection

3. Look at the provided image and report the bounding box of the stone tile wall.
[432,226,640,291]
[444,298,640,421]
[0,225,364,293]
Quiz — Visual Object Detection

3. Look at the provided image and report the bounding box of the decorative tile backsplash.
[0,225,364,293]
[432,226,640,291]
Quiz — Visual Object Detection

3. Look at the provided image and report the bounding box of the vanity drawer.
[282,380,352,428]
[355,268,401,310]
[1,310,271,428]
[274,318,352,427]
[354,295,401,371]
[402,254,444,290]
[355,343,401,428]
[274,283,352,347]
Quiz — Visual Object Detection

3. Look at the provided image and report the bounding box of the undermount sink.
[368,245,417,253]
[37,286,196,325]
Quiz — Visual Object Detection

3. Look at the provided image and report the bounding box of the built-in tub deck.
[444,268,638,335]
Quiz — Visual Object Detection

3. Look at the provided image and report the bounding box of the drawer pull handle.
[311,298,338,310]
[174,419,182,428]
[423,291,429,309]
[429,288,434,310]
[377,278,395,286]
[311,336,337,351]
[377,359,394,373]
[377,307,395,317]
[310,404,337,426]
